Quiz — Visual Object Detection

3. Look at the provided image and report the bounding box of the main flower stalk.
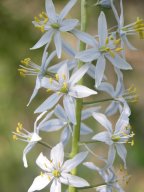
[69,0,88,192]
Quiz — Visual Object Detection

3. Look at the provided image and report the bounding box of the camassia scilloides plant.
[13,0,143,191]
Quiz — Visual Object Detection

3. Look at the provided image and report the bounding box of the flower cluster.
[13,0,143,191]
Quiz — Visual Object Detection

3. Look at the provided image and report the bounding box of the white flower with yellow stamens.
[34,63,97,124]
[92,102,134,169]
[76,11,132,88]
[28,143,89,192]
[12,111,50,168]
[31,0,96,58]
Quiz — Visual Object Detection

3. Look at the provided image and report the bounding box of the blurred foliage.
[0,0,144,192]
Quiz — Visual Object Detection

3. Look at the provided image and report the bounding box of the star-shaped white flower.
[28,143,89,192]
[34,63,97,124]
[92,102,134,168]
[31,0,96,58]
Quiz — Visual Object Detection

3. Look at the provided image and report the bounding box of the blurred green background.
[0,0,144,192]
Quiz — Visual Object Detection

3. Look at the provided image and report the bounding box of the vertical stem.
[69,1,87,192]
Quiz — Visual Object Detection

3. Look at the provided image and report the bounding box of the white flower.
[28,143,89,192]
[34,63,97,124]
[31,0,96,58]
[38,105,100,145]
[84,162,124,192]
[12,112,49,168]
[76,12,132,87]
[92,102,134,168]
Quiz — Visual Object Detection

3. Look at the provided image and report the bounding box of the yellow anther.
[46,88,51,92]
[114,39,121,45]
[40,172,44,176]
[115,47,123,52]
[49,78,53,84]
[18,122,23,129]
[109,50,115,58]
[34,16,40,23]
[48,175,51,181]
[16,127,20,133]
[18,69,27,73]
[21,58,31,65]
[52,170,60,177]
[55,74,59,81]
[63,82,67,89]
[57,91,61,95]
[58,162,61,168]
[13,135,17,141]
[42,12,48,18]
[105,37,109,44]
[109,35,114,40]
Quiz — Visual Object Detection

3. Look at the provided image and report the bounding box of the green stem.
[83,98,117,105]
[69,1,87,192]
[38,141,52,149]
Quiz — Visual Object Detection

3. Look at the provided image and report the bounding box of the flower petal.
[92,112,112,132]
[71,29,98,47]
[98,12,108,46]
[23,142,36,168]
[95,55,106,88]
[60,127,71,145]
[54,31,62,58]
[80,123,93,135]
[82,106,101,120]
[116,144,127,169]
[36,153,53,172]
[92,131,112,145]
[60,173,89,187]
[45,0,57,21]
[62,152,88,172]
[28,174,51,192]
[76,49,100,62]
[107,145,116,167]
[31,29,54,50]
[50,180,61,192]
[59,0,77,20]
[69,64,89,86]
[63,95,76,124]
[34,93,62,113]
[50,143,64,167]
[69,85,97,98]
[60,19,79,32]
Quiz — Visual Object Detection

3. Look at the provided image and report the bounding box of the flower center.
[52,170,61,177]
[51,23,60,29]
[60,82,68,93]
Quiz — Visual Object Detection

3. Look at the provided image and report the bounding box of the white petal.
[82,106,101,120]
[92,112,112,132]
[54,104,67,121]
[69,64,89,86]
[50,143,64,167]
[45,0,57,21]
[105,102,119,116]
[31,133,41,142]
[107,145,116,167]
[31,30,54,49]
[80,123,93,135]
[60,0,77,20]
[54,32,62,58]
[28,174,51,192]
[83,162,100,171]
[63,95,76,124]
[39,119,65,132]
[106,53,132,70]
[69,85,97,98]
[50,180,61,192]
[57,63,69,83]
[60,173,89,187]
[71,29,98,47]
[60,127,71,145]
[92,131,112,145]
[98,82,115,96]
[23,143,36,168]
[34,93,62,113]
[98,12,108,46]
[76,49,100,62]
[60,19,79,32]
[95,55,106,88]
[36,153,53,172]
[62,152,88,172]
[116,144,127,169]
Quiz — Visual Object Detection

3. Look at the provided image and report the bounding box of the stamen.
[55,74,59,81]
